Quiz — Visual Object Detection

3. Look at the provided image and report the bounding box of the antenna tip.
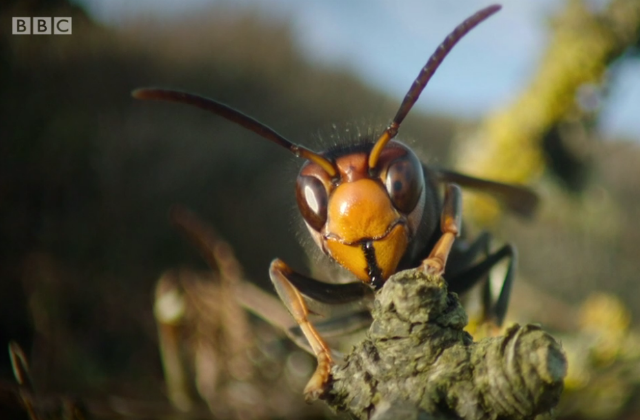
[487,4,502,14]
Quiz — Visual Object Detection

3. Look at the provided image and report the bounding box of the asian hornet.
[133,4,538,401]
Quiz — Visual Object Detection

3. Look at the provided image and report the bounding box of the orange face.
[295,141,425,288]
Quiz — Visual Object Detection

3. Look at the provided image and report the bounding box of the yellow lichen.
[456,0,640,224]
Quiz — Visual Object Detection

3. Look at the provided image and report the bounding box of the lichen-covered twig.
[456,0,640,224]
[323,269,566,420]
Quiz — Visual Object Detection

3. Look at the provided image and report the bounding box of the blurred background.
[1,0,639,418]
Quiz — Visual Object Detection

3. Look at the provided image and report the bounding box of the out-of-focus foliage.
[151,207,327,419]
[558,293,640,418]
[153,268,322,420]
[456,0,640,224]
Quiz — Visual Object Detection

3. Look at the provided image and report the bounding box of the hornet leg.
[421,184,462,275]
[269,259,333,402]
[447,244,516,326]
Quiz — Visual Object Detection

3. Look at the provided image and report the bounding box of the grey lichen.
[323,269,566,420]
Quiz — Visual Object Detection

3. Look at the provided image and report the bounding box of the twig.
[323,269,566,420]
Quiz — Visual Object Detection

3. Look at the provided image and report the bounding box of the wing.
[435,169,539,219]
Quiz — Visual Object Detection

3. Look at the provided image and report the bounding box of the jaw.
[323,222,409,285]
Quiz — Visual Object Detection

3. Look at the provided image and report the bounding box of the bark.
[322,269,566,420]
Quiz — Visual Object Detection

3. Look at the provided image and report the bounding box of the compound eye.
[385,155,424,214]
[296,175,328,231]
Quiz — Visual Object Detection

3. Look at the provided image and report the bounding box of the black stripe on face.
[362,241,384,290]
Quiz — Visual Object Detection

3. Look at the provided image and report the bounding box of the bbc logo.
[12,17,72,35]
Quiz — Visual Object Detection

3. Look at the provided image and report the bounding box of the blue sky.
[77,0,640,141]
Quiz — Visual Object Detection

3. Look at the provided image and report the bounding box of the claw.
[303,352,332,402]
[420,257,445,276]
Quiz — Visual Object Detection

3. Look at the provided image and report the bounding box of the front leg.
[269,259,334,402]
[421,183,462,275]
